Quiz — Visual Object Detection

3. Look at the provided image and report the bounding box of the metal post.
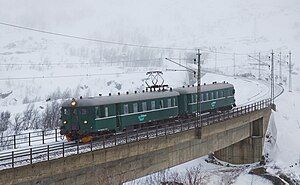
[91,140,93,152]
[103,135,105,148]
[12,151,14,168]
[258,52,261,80]
[173,123,175,133]
[62,142,64,157]
[126,129,128,143]
[214,48,217,72]
[42,131,45,144]
[30,148,32,164]
[196,49,202,138]
[147,127,149,139]
[77,141,79,154]
[29,133,31,146]
[47,145,49,161]
[233,53,236,76]
[289,51,292,92]
[13,135,16,149]
[55,129,58,142]
[279,52,282,83]
[181,122,183,132]
[271,50,274,104]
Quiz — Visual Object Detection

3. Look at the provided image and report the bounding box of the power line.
[209,64,246,69]
[0,21,274,56]
[203,48,273,56]
[273,55,289,64]
[0,71,149,81]
[0,58,163,66]
[0,22,193,51]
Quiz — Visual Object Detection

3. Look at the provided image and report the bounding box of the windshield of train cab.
[62,107,89,116]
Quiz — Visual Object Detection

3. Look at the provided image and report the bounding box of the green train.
[60,82,235,141]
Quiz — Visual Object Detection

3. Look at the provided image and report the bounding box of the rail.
[0,99,271,170]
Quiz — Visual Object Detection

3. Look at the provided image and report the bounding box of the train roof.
[173,83,234,94]
[62,90,180,107]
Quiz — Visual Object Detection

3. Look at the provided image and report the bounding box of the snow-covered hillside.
[0,0,299,106]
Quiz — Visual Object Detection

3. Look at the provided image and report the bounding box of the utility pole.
[289,51,292,92]
[196,49,202,135]
[271,50,274,104]
[279,52,282,83]
[233,53,236,76]
[258,52,261,80]
[214,49,217,72]
[165,52,202,137]
[179,52,182,65]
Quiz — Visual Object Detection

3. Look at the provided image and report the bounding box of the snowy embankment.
[263,76,300,182]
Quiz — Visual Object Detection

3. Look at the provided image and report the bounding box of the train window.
[206,93,209,100]
[81,109,88,115]
[95,107,100,118]
[220,91,224,97]
[201,94,204,102]
[142,102,147,111]
[105,107,109,117]
[133,103,138,113]
[191,95,194,103]
[167,99,171,107]
[216,91,219,98]
[160,100,164,108]
[211,92,214,99]
[151,101,156,110]
[173,98,176,106]
[124,104,129,114]
[63,108,70,115]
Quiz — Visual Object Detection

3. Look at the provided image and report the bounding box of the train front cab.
[60,102,94,141]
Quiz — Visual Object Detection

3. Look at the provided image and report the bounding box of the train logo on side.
[138,114,147,121]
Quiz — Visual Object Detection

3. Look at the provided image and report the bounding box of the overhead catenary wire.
[0,22,193,51]
[0,71,150,81]
[0,21,275,56]
[0,58,163,66]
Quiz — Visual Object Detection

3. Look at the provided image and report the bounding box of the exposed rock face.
[0,91,12,99]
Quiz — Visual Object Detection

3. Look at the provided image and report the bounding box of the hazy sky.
[0,0,299,51]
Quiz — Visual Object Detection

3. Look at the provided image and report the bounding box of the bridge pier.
[214,117,268,164]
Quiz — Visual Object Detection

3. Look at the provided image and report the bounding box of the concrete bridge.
[0,101,272,185]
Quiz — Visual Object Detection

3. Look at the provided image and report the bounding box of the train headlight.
[83,120,88,125]
[63,120,68,125]
[71,98,77,107]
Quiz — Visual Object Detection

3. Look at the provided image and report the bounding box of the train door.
[79,108,90,131]
[70,107,80,131]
